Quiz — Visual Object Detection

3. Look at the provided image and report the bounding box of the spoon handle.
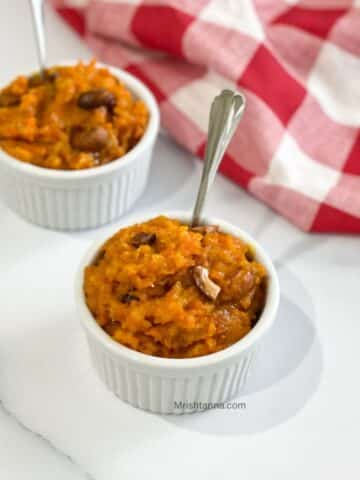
[191,89,246,227]
[29,0,46,75]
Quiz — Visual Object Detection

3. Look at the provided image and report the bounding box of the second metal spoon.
[191,89,246,227]
[29,0,47,77]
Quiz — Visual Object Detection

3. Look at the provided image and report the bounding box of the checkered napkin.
[50,0,360,233]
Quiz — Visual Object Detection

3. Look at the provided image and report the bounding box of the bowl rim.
[75,210,280,370]
[0,60,160,180]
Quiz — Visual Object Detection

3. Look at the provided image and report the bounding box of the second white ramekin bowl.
[0,62,160,231]
[75,211,280,414]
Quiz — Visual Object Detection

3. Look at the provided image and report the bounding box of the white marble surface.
[0,2,359,479]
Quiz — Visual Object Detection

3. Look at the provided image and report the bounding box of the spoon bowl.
[191,89,246,227]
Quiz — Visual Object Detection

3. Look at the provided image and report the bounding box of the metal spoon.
[191,89,246,227]
[29,0,47,77]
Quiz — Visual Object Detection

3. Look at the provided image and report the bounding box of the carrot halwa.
[0,61,149,170]
[84,216,267,359]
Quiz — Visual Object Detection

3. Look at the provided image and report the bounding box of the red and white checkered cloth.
[50,0,360,233]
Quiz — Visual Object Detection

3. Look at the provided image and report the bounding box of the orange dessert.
[0,60,149,170]
[84,216,267,359]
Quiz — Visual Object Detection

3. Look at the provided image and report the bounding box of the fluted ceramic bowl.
[0,61,160,230]
[75,211,280,414]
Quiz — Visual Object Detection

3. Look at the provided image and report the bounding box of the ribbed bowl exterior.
[76,211,279,415]
[0,147,152,230]
[86,332,258,414]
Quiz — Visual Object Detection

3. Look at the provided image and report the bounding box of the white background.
[0,2,359,479]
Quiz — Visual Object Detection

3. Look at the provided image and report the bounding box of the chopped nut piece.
[191,225,219,234]
[92,151,101,165]
[70,126,109,152]
[243,271,255,290]
[131,232,156,248]
[192,266,221,301]
[121,293,139,304]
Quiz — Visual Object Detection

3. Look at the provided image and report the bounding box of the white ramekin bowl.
[0,62,160,231]
[75,211,280,414]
